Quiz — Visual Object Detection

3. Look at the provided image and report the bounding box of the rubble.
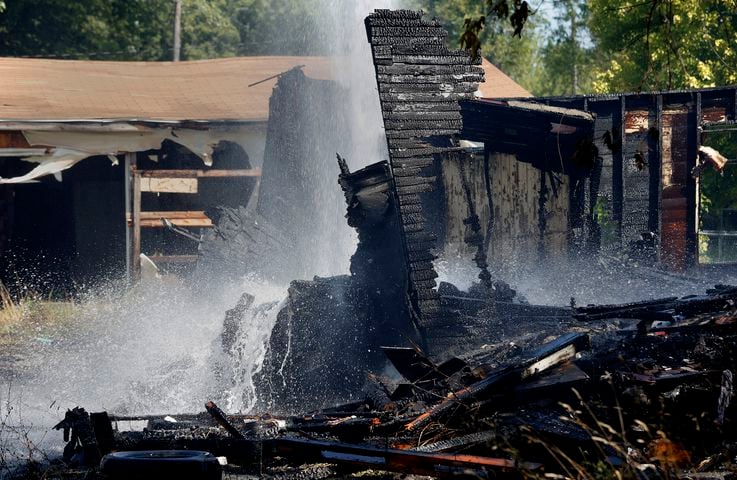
[53,282,737,478]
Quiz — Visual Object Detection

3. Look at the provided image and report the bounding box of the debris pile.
[55,284,737,478]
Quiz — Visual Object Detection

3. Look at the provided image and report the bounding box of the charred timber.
[367,9,483,327]
[377,74,484,84]
[367,26,448,37]
[385,111,463,122]
[378,64,485,75]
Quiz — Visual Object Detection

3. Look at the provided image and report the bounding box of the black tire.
[100,450,222,480]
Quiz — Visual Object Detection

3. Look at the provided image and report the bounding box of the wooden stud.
[140,177,198,194]
[611,95,626,245]
[131,168,142,283]
[656,95,664,265]
[124,153,132,283]
[688,93,702,267]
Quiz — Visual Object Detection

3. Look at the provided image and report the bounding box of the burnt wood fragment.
[273,437,534,478]
[413,279,438,289]
[392,166,423,177]
[399,204,425,214]
[404,333,590,431]
[386,111,464,122]
[380,92,475,103]
[403,222,426,233]
[391,54,482,65]
[393,157,435,168]
[405,240,436,252]
[205,401,245,439]
[385,118,465,129]
[368,26,448,38]
[393,175,437,187]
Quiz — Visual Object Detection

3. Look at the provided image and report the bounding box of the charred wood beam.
[404,333,590,431]
[205,401,245,439]
[273,437,537,478]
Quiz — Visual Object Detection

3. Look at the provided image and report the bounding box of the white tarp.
[0,127,257,184]
[0,148,90,184]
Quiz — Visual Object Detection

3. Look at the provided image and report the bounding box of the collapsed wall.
[198,68,353,284]
[253,161,419,413]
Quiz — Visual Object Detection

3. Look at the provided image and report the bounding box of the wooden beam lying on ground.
[404,333,590,431]
[273,437,537,478]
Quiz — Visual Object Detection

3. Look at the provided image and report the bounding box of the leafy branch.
[460,0,532,57]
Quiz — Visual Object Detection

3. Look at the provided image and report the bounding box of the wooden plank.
[124,153,133,283]
[612,96,625,241]
[273,437,531,478]
[139,218,212,228]
[147,255,199,264]
[126,211,212,227]
[134,211,208,219]
[0,148,51,157]
[140,177,198,193]
[138,168,261,178]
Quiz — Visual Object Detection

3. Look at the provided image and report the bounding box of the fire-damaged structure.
[218,9,737,407]
[46,8,737,480]
[535,89,737,272]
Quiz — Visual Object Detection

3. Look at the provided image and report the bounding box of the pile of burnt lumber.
[53,285,737,479]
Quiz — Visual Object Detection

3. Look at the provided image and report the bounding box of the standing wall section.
[364,10,483,327]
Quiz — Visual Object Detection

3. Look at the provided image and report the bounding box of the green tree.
[0,0,250,60]
[536,0,598,96]
[230,0,333,55]
[413,0,544,93]
[0,0,347,59]
[180,0,240,59]
[0,0,172,59]
[589,0,737,92]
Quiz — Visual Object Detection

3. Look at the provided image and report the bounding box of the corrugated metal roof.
[0,56,528,123]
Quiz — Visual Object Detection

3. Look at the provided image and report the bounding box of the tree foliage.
[536,0,598,96]
[450,0,737,95]
[413,0,543,94]
[0,0,172,59]
[230,0,334,55]
[589,0,737,92]
[0,0,334,60]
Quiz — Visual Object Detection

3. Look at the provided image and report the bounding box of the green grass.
[0,282,80,351]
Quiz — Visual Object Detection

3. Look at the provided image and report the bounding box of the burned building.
[44,9,737,480]
[534,89,737,273]
[248,9,737,411]
[0,57,333,291]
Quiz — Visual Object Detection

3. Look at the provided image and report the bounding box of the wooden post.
[124,153,132,283]
[130,156,142,283]
[656,95,663,265]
